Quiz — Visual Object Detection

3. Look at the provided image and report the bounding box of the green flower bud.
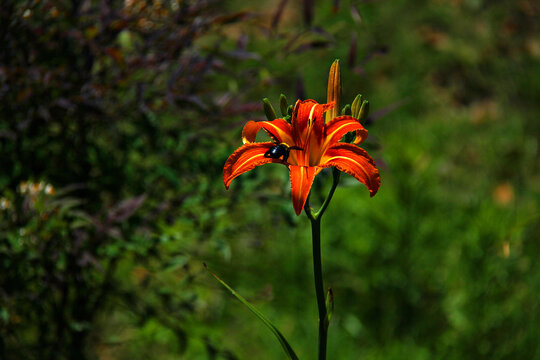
[280,94,288,116]
[262,98,277,121]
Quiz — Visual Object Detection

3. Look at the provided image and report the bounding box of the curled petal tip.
[370,174,381,197]
[241,121,259,144]
[242,119,295,145]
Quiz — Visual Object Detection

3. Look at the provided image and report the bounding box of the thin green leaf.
[204,263,299,360]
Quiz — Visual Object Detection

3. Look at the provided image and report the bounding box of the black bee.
[264,143,302,163]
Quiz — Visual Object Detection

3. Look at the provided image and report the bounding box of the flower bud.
[358,100,370,123]
[279,94,289,116]
[351,94,363,118]
[325,60,341,123]
[262,98,277,121]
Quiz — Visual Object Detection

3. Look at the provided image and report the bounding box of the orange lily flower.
[223,99,380,215]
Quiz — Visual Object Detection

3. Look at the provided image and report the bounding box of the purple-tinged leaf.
[291,40,331,53]
[333,0,340,13]
[303,0,314,26]
[212,11,253,26]
[296,76,305,100]
[223,49,261,60]
[283,32,303,53]
[173,95,209,112]
[236,33,249,50]
[0,130,16,140]
[348,32,357,68]
[222,101,262,116]
[310,26,334,39]
[107,194,147,223]
[367,98,410,125]
[353,45,389,74]
[55,98,74,110]
[350,5,362,24]
[272,0,288,30]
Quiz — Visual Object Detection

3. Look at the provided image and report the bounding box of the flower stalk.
[304,60,344,360]
[305,167,341,360]
[222,60,379,359]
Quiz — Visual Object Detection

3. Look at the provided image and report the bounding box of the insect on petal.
[223,142,280,188]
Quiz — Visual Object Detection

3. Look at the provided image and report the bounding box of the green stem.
[304,168,341,360]
[311,214,327,360]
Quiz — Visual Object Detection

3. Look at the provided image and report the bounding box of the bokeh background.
[1,0,540,359]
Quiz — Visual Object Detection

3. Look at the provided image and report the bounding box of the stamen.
[308,104,317,125]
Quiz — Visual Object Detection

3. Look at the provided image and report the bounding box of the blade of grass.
[204,263,299,360]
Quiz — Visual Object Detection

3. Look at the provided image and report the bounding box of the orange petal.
[292,100,334,130]
[321,143,380,196]
[291,100,335,166]
[289,165,317,215]
[310,102,335,144]
[242,119,295,145]
[223,142,279,188]
[291,99,318,143]
[324,115,368,146]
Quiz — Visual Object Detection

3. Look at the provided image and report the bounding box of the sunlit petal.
[324,116,368,146]
[291,100,334,165]
[289,165,317,215]
[320,143,380,196]
[309,102,335,143]
[242,119,295,145]
[223,142,280,188]
[291,100,317,144]
[224,93,380,216]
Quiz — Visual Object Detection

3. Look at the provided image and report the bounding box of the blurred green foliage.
[1,0,540,359]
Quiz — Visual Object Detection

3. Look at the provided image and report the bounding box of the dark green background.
[1,0,539,358]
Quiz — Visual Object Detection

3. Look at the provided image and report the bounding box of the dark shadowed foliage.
[0,0,261,358]
[1,0,540,359]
